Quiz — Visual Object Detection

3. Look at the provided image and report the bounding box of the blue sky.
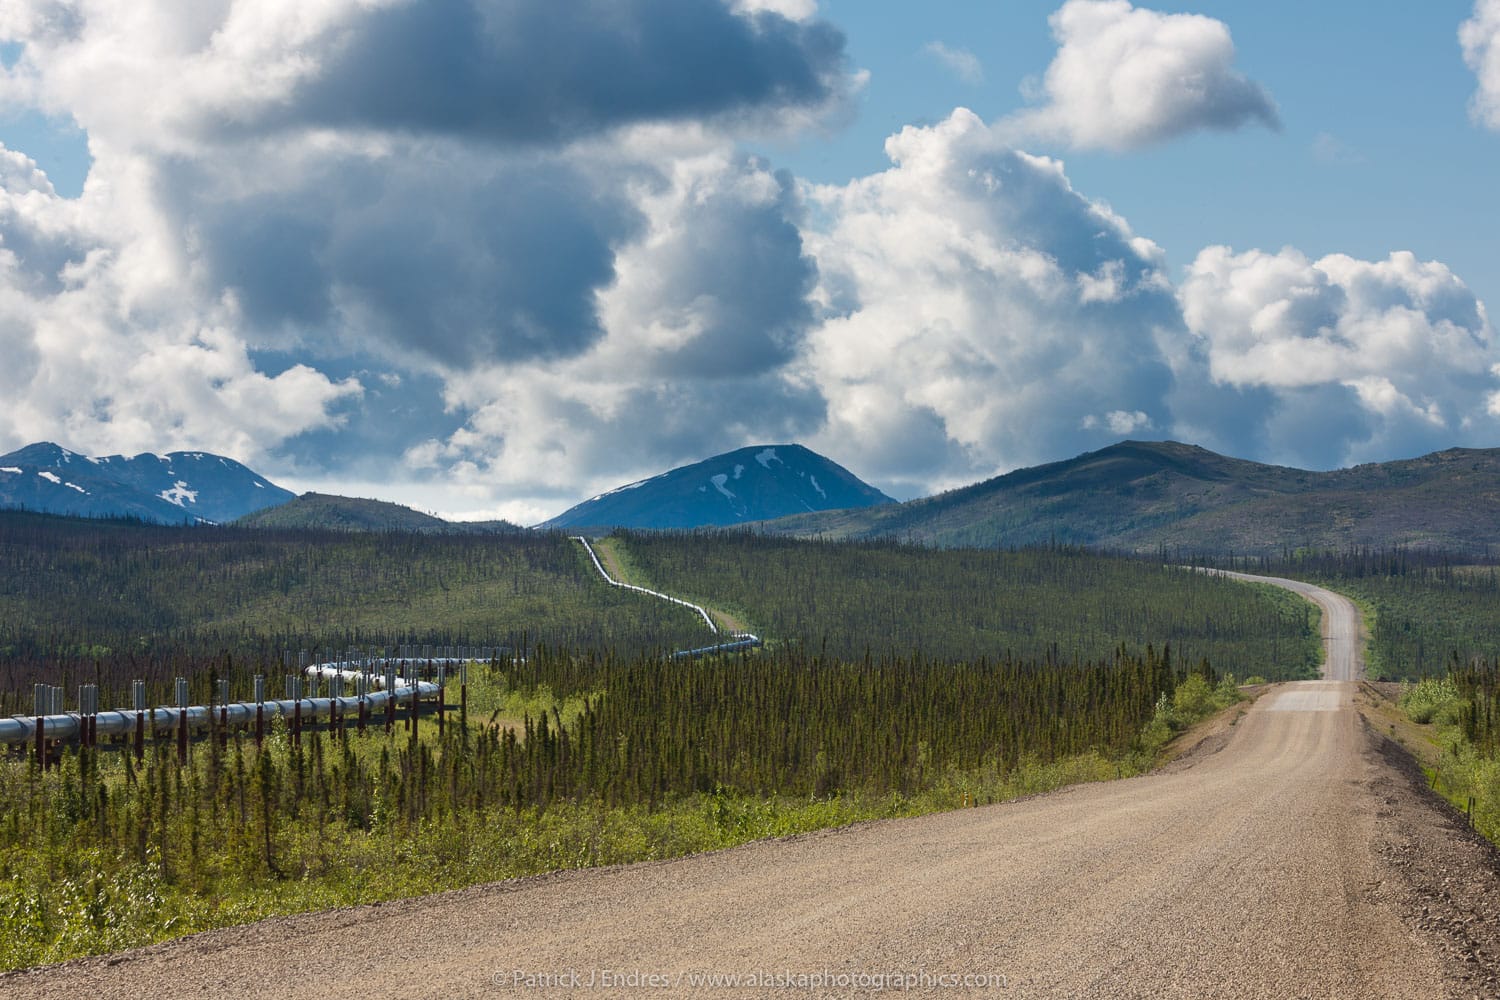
[0,1,1496,522]
[766,1,1497,308]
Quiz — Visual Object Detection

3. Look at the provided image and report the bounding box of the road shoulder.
[1359,701,1500,997]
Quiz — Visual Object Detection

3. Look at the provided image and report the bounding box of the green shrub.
[1401,677,1463,726]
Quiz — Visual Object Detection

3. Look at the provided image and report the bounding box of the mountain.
[235,493,523,534]
[754,440,1500,555]
[542,444,896,531]
[0,442,293,524]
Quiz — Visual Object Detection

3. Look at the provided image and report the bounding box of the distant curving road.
[1207,569,1363,682]
[6,574,1481,999]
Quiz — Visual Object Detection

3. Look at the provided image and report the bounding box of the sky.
[0,0,1497,524]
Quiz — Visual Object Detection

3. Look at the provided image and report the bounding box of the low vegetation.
[0,638,1254,970]
[0,511,710,705]
[0,516,1318,968]
[1226,548,1500,681]
[615,531,1322,680]
[1397,667,1500,842]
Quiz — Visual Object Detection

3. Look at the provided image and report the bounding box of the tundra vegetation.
[0,516,1316,968]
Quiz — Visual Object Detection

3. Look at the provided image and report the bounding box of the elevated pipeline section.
[572,536,761,657]
[0,655,466,746]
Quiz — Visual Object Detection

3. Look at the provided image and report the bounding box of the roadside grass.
[1391,679,1500,842]
[1342,591,1383,678]
[1135,673,1249,762]
[0,748,1152,971]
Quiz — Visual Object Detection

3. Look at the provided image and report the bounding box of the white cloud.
[399,146,827,517]
[1462,0,1500,130]
[0,0,852,488]
[732,0,818,20]
[1083,410,1153,434]
[797,108,1180,494]
[924,42,984,84]
[1007,0,1278,151]
[1179,246,1499,466]
[5,0,852,152]
[0,1,1494,521]
[0,140,362,461]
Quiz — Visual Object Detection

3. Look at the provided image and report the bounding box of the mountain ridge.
[753,439,1500,554]
[0,442,294,524]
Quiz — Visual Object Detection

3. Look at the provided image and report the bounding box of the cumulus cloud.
[924,42,984,84]
[1008,0,1278,150]
[182,142,640,368]
[0,142,362,460]
[0,0,853,498]
[797,108,1180,494]
[268,0,851,144]
[1,0,1495,522]
[403,148,827,520]
[1462,0,1500,129]
[3,0,849,151]
[1179,246,1498,467]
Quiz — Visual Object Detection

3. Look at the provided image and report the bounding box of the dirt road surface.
[1208,570,1363,681]
[8,575,1499,998]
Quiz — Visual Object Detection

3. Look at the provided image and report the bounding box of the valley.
[7,575,1496,999]
[1,505,1498,994]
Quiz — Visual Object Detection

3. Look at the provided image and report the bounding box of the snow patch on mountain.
[710,474,736,500]
[809,474,826,499]
[755,448,780,469]
[590,471,665,503]
[0,442,294,524]
[159,481,199,508]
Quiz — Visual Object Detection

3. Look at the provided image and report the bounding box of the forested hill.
[234,492,520,534]
[753,440,1500,555]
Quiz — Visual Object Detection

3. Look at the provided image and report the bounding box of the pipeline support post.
[357,672,368,735]
[410,674,420,744]
[386,663,397,735]
[254,674,265,749]
[133,680,145,762]
[33,683,45,769]
[289,674,303,748]
[175,676,189,765]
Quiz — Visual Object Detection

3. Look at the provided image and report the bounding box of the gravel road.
[7,575,1498,998]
